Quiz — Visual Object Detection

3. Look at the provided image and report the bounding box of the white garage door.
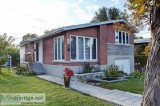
[115,59,131,75]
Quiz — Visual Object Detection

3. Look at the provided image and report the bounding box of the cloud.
[0,0,101,45]
[0,0,74,44]
[111,0,120,4]
[0,0,149,46]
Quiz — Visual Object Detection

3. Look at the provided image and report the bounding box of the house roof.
[20,19,126,46]
[134,38,150,44]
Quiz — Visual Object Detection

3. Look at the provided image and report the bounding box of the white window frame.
[70,35,97,62]
[54,36,64,61]
[115,30,130,45]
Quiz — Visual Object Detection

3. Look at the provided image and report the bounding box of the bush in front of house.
[83,63,96,73]
[130,70,144,79]
[104,65,126,79]
[84,63,92,73]
[16,67,36,76]
[135,55,147,66]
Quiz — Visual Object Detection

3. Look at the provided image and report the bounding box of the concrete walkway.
[37,74,143,106]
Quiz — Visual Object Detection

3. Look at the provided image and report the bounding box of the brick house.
[20,19,134,76]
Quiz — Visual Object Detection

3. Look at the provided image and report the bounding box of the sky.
[0,0,151,45]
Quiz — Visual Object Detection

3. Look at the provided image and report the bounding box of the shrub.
[104,65,125,79]
[84,63,92,73]
[135,55,147,66]
[130,71,144,79]
[16,67,36,76]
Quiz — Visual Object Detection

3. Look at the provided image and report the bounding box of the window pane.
[123,32,125,44]
[71,36,76,60]
[92,39,96,59]
[55,38,57,60]
[115,31,119,43]
[78,37,84,59]
[126,33,129,44]
[85,38,90,59]
[58,38,60,59]
[62,37,64,59]
[119,32,122,43]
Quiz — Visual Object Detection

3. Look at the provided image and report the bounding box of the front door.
[36,43,39,61]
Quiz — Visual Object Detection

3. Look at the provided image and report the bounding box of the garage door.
[115,59,131,75]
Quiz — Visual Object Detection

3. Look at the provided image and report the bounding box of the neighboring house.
[2,55,12,67]
[134,38,150,55]
[134,38,150,70]
[20,19,134,76]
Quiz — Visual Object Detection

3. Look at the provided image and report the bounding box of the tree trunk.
[142,7,160,106]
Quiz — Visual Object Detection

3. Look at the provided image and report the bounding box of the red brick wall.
[106,24,115,43]
[64,26,98,63]
[24,42,35,62]
[43,36,54,64]
[43,33,66,65]
[98,25,107,65]
[67,27,98,37]
[42,24,134,66]
[104,24,135,45]
[130,34,134,45]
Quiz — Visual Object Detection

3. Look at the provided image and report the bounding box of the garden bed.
[74,72,104,80]
[95,76,129,83]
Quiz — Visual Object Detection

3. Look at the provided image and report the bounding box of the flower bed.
[74,72,104,80]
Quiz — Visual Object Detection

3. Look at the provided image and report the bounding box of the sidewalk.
[37,74,143,106]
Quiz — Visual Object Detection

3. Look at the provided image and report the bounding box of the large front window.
[54,36,64,61]
[71,36,97,61]
[115,31,129,44]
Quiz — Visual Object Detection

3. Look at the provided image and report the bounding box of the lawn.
[0,68,111,106]
[100,78,144,94]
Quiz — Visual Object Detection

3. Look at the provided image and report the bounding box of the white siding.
[20,46,25,63]
[39,39,43,63]
[34,39,43,63]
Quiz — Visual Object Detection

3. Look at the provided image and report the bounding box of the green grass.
[101,78,144,94]
[0,68,111,106]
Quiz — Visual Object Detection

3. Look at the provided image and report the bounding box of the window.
[85,38,90,59]
[92,39,97,59]
[71,36,76,60]
[78,37,84,59]
[115,31,129,44]
[70,36,97,61]
[115,31,119,43]
[54,36,64,61]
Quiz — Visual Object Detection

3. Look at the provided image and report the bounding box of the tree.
[44,29,53,34]
[126,0,160,105]
[7,47,20,67]
[108,7,121,20]
[0,33,15,73]
[91,7,121,22]
[22,33,38,41]
[144,37,152,56]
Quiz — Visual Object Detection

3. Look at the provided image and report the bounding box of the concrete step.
[28,62,45,75]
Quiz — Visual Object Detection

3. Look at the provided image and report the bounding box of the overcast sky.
[0,0,151,45]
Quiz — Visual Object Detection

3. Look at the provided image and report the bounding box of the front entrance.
[36,43,39,61]
[115,59,131,75]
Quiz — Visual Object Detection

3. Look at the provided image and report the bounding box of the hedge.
[135,55,148,66]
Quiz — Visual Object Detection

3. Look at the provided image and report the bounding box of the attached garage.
[115,59,131,75]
